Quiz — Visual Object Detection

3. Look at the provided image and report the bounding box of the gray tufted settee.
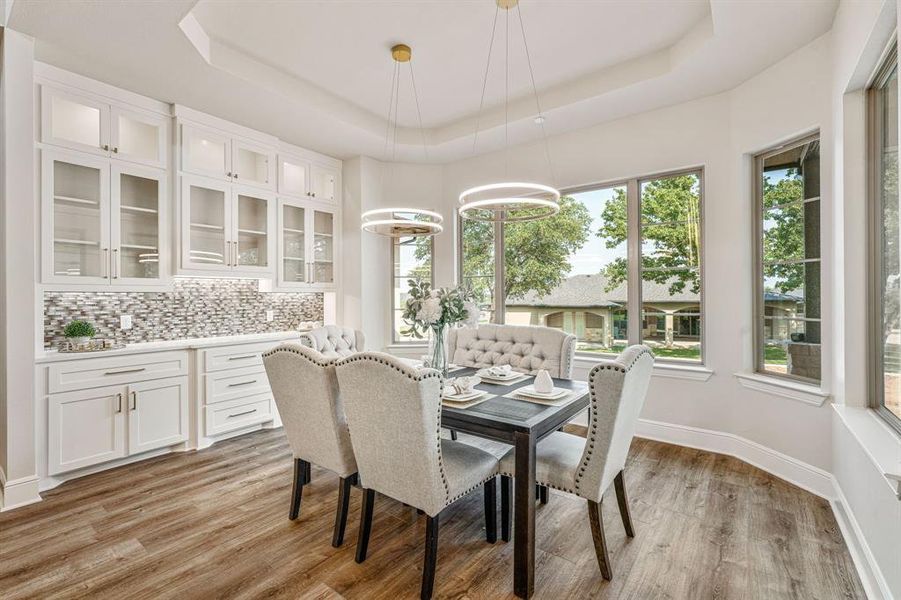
[447,324,577,379]
[298,325,365,359]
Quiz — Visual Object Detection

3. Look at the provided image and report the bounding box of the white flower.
[462,301,480,326]
[417,297,442,324]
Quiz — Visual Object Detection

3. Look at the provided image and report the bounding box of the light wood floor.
[0,427,865,599]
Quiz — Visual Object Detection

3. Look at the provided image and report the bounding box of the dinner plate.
[477,368,522,382]
[513,385,569,400]
[442,389,486,402]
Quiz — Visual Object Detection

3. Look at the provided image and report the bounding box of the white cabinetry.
[278,154,338,203]
[42,149,168,286]
[277,198,338,290]
[46,351,190,476]
[180,174,275,275]
[41,85,168,169]
[181,123,276,191]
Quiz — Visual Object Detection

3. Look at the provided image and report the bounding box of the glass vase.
[428,324,449,377]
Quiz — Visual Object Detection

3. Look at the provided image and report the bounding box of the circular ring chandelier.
[458,0,560,223]
[458,182,560,222]
[361,207,443,237]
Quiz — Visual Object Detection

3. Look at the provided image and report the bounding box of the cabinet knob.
[102,144,110,151]
[234,173,239,179]
[227,172,232,178]
[112,147,118,153]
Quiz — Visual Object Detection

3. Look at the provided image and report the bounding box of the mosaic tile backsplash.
[44,278,323,348]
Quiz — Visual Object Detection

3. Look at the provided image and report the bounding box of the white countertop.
[36,331,305,364]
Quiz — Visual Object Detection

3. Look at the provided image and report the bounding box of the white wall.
[0,27,39,510]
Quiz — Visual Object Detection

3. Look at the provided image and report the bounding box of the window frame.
[867,41,901,435]
[456,166,706,365]
[390,235,435,345]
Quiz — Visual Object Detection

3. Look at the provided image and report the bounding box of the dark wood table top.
[441,367,589,443]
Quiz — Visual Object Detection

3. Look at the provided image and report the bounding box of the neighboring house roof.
[764,290,803,303]
[507,273,700,307]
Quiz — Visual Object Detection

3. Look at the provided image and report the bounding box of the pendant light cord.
[409,61,429,162]
[516,4,556,186]
[504,6,509,178]
[472,5,499,155]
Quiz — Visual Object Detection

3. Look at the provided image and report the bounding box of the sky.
[566,186,626,275]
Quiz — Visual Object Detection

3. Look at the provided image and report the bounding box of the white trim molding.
[0,471,42,512]
[734,372,831,406]
[635,418,834,499]
[833,405,901,499]
[574,356,713,382]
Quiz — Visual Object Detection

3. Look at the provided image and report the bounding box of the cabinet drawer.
[203,341,292,372]
[205,394,272,436]
[205,365,271,405]
[49,351,190,394]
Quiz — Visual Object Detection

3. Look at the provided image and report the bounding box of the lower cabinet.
[48,374,189,476]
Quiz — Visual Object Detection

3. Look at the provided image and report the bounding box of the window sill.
[832,405,901,500]
[734,372,830,406]
[573,355,713,382]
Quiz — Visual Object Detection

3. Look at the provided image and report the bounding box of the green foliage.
[63,320,96,339]
[597,176,701,295]
[400,280,474,339]
[762,171,805,293]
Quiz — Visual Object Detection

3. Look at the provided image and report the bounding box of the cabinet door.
[127,376,189,455]
[41,86,110,157]
[310,165,337,202]
[278,155,309,198]
[111,163,166,284]
[42,150,111,284]
[111,106,168,169]
[233,185,276,274]
[232,139,276,190]
[181,123,231,180]
[48,385,126,475]
[181,174,232,271]
[277,199,308,287]
[310,205,337,288]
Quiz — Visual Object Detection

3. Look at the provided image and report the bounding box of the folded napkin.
[486,365,513,377]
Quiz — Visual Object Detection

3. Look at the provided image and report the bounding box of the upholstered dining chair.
[334,351,504,600]
[299,325,365,359]
[447,323,577,379]
[262,343,358,547]
[449,323,577,503]
[498,345,654,580]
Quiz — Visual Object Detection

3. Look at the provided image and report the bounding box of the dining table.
[440,367,590,600]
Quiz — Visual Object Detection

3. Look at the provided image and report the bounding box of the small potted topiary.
[63,320,96,348]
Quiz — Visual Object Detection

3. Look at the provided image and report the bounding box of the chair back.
[575,345,654,502]
[262,343,357,477]
[299,325,365,359]
[447,324,576,378]
[335,352,449,515]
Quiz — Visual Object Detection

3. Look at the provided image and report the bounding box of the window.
[754,134,821,383]
[392,235,433,343]
[458,169,704,363]
[869,44,901,432]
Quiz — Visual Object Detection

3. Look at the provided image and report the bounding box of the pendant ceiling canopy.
[361,44,443,237]
[458,0,560,223]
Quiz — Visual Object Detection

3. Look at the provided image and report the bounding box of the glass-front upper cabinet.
[111,107,168,169]
[41,87,110,157]
[311,208,336,287]
[42,151,110,284]
[234,187,274,271]
[182,175,231,271]
[310,165,337,203]
[278,155,309,198]
[111,164,165,283]
[233,140,276,190]
[181,124,231,180]
[278,200,307,286]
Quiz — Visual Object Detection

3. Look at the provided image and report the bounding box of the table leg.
[513,430,536,598]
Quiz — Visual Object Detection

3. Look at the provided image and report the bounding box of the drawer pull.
[228,409,257,418]
[228,380,258,388]
[227,354,257,361]
[131,391,137,411]
[105,367,147,376]
[116,393,122,413]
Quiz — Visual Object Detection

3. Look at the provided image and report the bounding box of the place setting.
[504,369,576,406]
[476,364,531,386]
[441,374,494,409]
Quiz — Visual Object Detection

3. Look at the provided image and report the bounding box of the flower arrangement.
[401,280,479,339]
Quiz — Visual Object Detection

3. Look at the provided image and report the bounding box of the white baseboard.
[635,418,834,499]
[0,472,42,512]
[830,477,892,600]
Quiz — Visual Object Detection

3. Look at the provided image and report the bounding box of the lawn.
[578,343,701,360]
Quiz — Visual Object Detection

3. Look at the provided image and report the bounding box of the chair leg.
[332,474,356,547]
[483,477,497,543]
[450,430,458,441]
[614,470,635,538]
[500,475,512,542]
[421,513,440,600]
[304,460,312,483]
[538,485,549,504]
[355,488,376,563]
[289,458,309,521]
[587,499,613,580]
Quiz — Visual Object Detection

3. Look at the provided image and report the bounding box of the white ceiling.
[9,0,838,163]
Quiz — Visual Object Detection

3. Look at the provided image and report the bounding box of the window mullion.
[627,178,641,346]
[495,216,505,324]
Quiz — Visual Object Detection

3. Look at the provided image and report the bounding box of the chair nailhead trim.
[500,472,575,495]
[262,345,334,367]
